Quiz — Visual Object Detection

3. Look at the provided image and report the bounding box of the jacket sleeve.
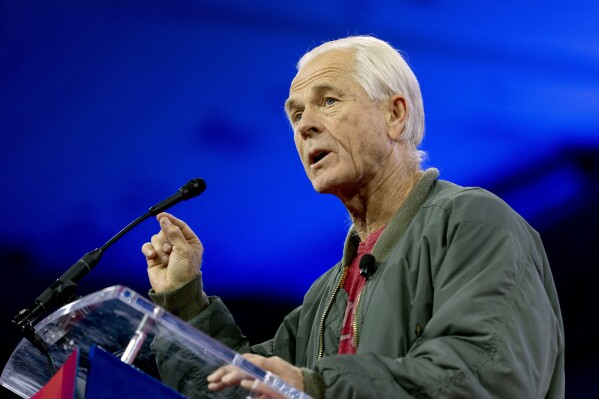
[148,276,250,398]
[311,197,564,398]
[149,275,307,398]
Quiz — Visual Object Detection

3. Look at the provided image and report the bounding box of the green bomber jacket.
[150,168,565,399]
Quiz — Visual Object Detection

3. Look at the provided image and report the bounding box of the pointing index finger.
[156,212,198,241]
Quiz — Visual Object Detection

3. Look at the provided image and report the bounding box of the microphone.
[12,178,206,346]
[359,253,376,279]
[149,178,206,216]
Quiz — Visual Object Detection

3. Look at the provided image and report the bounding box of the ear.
[385,94,408,141]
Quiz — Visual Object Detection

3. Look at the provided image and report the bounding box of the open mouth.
[311,151,330,165]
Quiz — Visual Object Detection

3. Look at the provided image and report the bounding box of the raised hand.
[141,212,204,293]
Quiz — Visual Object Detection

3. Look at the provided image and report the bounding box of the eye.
[324,97,336,106]
[293,113,303,123]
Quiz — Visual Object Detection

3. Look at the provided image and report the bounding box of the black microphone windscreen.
[359,253,376,279]
[359,253,376,269]
[180,178,206,199]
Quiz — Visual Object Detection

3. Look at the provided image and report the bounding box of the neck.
[342,157,421,240]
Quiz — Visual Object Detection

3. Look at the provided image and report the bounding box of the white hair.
[297,36,426,165]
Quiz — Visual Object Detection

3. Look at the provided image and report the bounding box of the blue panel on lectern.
[86,346,184,399]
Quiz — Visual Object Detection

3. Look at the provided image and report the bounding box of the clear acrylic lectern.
[1,285,311,399]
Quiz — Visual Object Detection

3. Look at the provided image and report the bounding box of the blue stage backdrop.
[1,1,598,397]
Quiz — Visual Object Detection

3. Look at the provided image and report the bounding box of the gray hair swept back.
[297,36,426,164]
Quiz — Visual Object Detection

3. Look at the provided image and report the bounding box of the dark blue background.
[2,0,598,396]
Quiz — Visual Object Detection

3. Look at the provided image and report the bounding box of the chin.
[310,177,340,195]
[308,169,351,195]
[310,182,327,193]
[310,179,329,194]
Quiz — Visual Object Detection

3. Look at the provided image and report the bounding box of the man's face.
[285,50,395,196]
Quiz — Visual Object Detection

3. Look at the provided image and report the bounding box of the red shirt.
[338,227,385,354]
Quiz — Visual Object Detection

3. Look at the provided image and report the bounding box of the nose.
[296,107,323,139]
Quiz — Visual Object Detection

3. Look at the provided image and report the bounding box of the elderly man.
[142,36,564,398]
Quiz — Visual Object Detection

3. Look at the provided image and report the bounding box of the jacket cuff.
[148,274,209,321]
[301,368,326,399]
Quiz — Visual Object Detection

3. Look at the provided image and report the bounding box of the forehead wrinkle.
[289,64,348,95]
[311,83,342,97]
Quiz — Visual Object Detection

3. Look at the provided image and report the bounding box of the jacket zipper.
[317,266,348,359]
[352,285,365,349]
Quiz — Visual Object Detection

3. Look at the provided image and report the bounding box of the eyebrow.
[284,98,300,115]
[284,83,341,115]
